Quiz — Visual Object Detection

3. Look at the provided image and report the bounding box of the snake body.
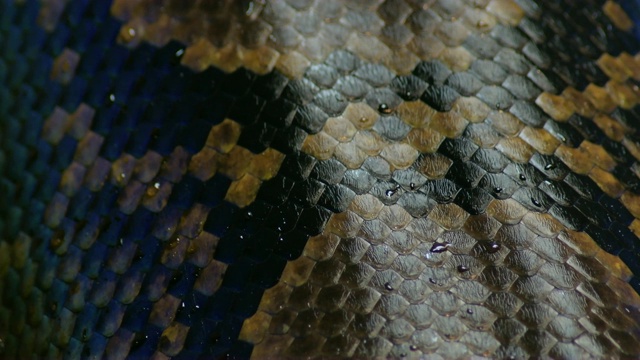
[2,0,640,358]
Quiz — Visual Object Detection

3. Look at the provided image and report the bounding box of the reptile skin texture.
[4,0,640,358]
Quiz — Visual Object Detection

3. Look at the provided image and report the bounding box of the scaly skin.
[1,0,640,358]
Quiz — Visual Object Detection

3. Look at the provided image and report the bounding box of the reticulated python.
[2,0,640,358]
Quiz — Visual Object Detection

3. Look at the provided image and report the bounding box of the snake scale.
[2,0,640,358]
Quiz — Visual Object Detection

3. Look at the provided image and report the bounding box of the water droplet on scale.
[544,163,555,170]
[494,187,502,193]
[409,182,416,190]
[384,283,394,291]
[519,174,526,181]
[385,185,400,197]
[487,241,501,253]
[430,242,450,253]
[466,308,474,315]
[378,103,392,114]
[531,197,541,207]
[457,265,469,273]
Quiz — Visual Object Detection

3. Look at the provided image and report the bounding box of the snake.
[2,0,640,358]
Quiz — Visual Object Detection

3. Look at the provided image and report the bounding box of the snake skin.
[2,0,640,358]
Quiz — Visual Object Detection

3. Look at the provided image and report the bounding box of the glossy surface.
[1,0,640,358]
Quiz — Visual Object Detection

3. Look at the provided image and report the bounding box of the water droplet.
[466,308,474,315]
[175,49,185,57]
[405,91,412,98]
[120,173,126,179]
[457,265,469,273]
[531,197,541,207]
[119,25,139,44]
[378,103,392,114]
[487,242,501,253]
[409,345,418,351]
[109,94,116,103]
[146,184,159,197]
[384,283,394,291]
[409,182,416,190]
[494,187,502,193]
[246,211,253,219]
[359,117,368,123]
[430,242,450,253]
[544,163,555,170]
[558,134,566,142]
[519,174,526,181]
[119,238,124,246]
[428,278,437,284]
[495,102,502,110]
[385,187,398,197]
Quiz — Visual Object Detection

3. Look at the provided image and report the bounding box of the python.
[1,0,640,358]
